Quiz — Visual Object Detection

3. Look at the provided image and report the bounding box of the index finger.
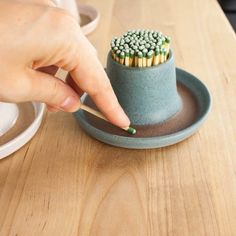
[70,34,130,128]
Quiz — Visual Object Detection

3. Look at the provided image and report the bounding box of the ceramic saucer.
[0,102,45,159]
[74,68,211,149]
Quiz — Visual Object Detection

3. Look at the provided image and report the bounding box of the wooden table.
[1,0,236,235]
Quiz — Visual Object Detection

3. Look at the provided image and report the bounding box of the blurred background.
[219,0,236,31]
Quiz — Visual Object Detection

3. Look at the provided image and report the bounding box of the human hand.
[0,1,130,128]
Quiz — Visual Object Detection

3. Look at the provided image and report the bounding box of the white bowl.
[0,102,45,159]
[0,103,19,136]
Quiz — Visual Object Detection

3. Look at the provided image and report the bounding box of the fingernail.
[60,96,79,111]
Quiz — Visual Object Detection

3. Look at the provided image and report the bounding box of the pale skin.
[0,0,130,128]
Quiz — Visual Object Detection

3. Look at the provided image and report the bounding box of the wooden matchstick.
[119,51,125,65]
[80,103,136,134]
[142,48,148,67]
[129,50,134,66]
[147,50,154,67]
[138,51,143,67]
[125,49,130,66]
[153,47,160,66]
[134,51,138,67]
[116,50,120,62]
[160,48,165,63]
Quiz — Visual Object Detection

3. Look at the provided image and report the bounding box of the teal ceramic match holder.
[106,50,182,125]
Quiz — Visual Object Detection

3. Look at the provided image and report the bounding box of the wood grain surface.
[1,0,236,235]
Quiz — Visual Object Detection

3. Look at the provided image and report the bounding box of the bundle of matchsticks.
[110,29,171,67]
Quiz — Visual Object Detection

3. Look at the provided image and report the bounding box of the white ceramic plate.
[0,102,45,159]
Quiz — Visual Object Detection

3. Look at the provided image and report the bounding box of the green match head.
[148,34,153,40]
[116,49,121,57]
[165,36,171,43]
[125,49,130,56]
[145,43,151,49]
[142,48,148,56]
[157,40,162,46]
[127,126,136,135]
[139,45,145,51]
[147,50,154,58]
[130,50,135,58]
[139,40,145,45]
[150,45,155,50]
[155,47,160,55]
[161,36,166,41]
[138,51,143,58]
[120,40,125,45]
[160,48,166,54]
[130,36,134,41]
[120,51,125,59]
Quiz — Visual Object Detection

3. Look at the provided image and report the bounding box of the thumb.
[27,69,81,112]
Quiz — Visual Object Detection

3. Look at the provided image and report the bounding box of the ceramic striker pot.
[106,50,182,125]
